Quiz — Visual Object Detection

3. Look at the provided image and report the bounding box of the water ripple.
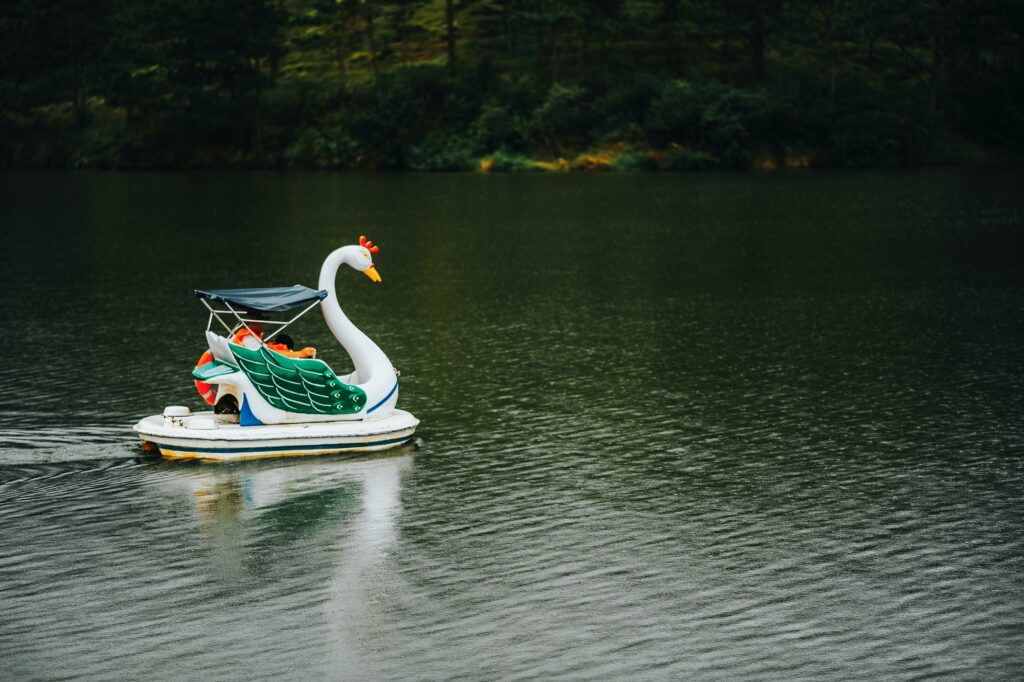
[2,170,1024,680]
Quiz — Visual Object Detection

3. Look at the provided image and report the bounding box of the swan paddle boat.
[134,237,419,461]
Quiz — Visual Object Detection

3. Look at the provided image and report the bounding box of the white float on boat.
[134,407,419,461]
[134,236,420,461]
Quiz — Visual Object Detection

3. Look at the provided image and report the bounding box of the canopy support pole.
[223,301,261,344]
[264,300,323,343]
[201,299,235,334]
[219,300,323,349]
[199,295,323,349]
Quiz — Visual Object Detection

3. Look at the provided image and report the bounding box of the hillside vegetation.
[1,0,1022,170]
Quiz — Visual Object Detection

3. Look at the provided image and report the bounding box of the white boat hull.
[133,408,419,461]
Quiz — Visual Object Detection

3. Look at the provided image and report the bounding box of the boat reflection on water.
[148,449,412,528]
[143,447,415,596]
[132,449,417,676]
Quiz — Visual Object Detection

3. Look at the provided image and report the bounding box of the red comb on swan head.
[359,235,379,253]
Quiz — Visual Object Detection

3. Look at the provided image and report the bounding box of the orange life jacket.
[232,327,314,357]
[231,327,260,346]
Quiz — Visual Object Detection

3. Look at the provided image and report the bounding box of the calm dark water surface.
[1,170,1023,680]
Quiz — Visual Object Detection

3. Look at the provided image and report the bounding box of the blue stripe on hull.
[367,380,399,414]
[159,434,413,455]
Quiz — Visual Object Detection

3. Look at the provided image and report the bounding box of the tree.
[112,0,284,149]
[0,0,120,127]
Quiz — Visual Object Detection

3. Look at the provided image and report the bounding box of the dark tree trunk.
[366,0,378,76]
[664,0,677,71]
[551,27,560,84]
[332,10,347,80]
[504,0,513,54]
[445,0,456,70]
[73,85,86,128]
[929,34,942,114]
[72,62,86,128]
[335,38,347,79]
[749,9,765,80]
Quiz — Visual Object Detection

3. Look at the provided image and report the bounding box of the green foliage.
[646,79,776,167]
[480,150,536,172]
[530,84,595,156]
[409,131,474,170]
[657,147,720,171]
[470,102,529,154]
[610,151,657,171]
[285,121,361,168]
[1,0,1021,169]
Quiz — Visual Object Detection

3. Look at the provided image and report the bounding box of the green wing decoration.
[192,360,238,382]
[228,344,366,415]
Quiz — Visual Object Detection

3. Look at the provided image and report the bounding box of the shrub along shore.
[2,1,1021,171]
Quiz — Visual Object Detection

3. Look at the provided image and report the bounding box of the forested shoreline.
[1,0,1022,171]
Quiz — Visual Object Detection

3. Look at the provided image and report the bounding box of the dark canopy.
[195,285,327,312]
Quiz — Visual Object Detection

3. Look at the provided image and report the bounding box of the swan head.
[345,235,381,283]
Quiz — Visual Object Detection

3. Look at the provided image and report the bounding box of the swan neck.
[318,248,391,384]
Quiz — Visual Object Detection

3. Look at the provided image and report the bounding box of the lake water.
[1,169,1023,680]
